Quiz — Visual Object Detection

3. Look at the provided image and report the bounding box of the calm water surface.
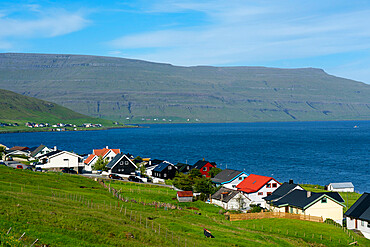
[1,121,369,192]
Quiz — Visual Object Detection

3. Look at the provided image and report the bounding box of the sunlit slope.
[0,53,369,123]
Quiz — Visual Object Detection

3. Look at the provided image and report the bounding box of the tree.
[173,173,193,191]
[209,167,222,178]
[189,168,202,179]
[93,156,109,171]
[139,164,146,177]
[194,176,216,195]
[0,146,4,160]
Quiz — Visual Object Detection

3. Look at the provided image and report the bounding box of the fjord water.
[1,121,369,192]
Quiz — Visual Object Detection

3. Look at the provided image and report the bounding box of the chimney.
[106,146,109,149]
[54,146,57,151]
[289,179,293,184]
[307,191,311,198]
[203,157,205,161]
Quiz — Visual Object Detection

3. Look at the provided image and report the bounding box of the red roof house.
[192,159,217,178]
[236,174,280,208]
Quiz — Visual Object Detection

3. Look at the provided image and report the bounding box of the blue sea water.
[1,121,369,192]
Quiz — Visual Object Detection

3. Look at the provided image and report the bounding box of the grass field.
[0,166,368,246]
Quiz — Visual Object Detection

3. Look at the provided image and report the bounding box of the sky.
[1,0,370,84]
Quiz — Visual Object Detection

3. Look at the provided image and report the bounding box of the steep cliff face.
[0,53,369,123]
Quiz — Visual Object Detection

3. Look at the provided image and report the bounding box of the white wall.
[211,194,250,210]
[347,217,370,239]
[245,179,280,208]
[223,175,249,189]
[42,152,82,169]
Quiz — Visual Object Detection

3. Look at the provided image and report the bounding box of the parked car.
[61,167,77,174]
[128,175,143,183]
[109,174,122,180]
[16,165,23,169]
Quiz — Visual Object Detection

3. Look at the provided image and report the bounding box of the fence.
[228,211,323,223]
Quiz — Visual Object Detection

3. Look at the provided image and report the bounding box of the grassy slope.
[0,166,369,247]
[0,88,114,131]
[0,53,369,123]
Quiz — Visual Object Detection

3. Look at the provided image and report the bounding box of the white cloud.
[108,1,370,68]
[0,6,89,49]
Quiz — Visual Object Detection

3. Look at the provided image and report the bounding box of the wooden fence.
[228,211,323,223]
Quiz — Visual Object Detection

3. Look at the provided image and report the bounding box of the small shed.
[177,191,193,202]
[327,182,354,192]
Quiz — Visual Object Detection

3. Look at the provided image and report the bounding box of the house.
[327,182,355,192]
[152,161,178,180]
[84,146,120,172]
[211,187,251,210]
[236,174,281,208]
[268,190,345,224]
[211,169,249,189]
[37,150,84,173]
[177,191,193,202]
[192,159,217,178]
[106,153,137,176]
[344,193,370,239]
[175,163,192,174]
[29,145,54,158]
[263,180,304,209]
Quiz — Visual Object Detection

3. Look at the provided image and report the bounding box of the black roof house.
[270,190,344,210]
[344,193,370,222]
[175,163,192,173]
[152,161,177,179]
[106,153,137,175]
[263,181,304,202]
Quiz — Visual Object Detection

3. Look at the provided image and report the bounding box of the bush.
[249,205,262,213]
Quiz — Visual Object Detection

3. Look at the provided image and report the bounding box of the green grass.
[0,166,369,246]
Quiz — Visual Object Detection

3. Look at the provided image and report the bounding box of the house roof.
[177,191,193,197]
[30,144,46,157]
[175,163,192,173]
[211,169,245,184]
[236,174,277,193]
[271,190,344,210]
[153,161,175,172]
[84,154,97,164]
[106,153,137,169]
[151,159,164,165]
[329,182,354,189]
[9,146,29,151]
[93,148,120,157]
[344,193,370,221]
[211,187,248,203]
[193,160,216,170]
[38,150,62,158]
[263,182,303,201]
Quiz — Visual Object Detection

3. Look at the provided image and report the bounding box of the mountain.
[0,88,113,126]
[0,53,369,123]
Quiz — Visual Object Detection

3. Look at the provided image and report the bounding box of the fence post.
[30,239,39,247]
[18,232,25,241]
[6,227,11,235]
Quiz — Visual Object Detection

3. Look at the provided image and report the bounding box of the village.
[0,143,369,240]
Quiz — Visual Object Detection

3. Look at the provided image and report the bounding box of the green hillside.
[1,166,368,246]
[0,88,114,128]
[0,53,369,123]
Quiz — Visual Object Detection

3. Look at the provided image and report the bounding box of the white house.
[236,174,281,208]
[30,145,55,158]
[211,169,249,189]
[345,193,370,239]
[211,187,251,210]
[37,150,84,173]
[327,182,354,192]
[83,146,120,172]
[177,191,193,202]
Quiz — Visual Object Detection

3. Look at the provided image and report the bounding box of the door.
[355,219,357,229]
[285,206,289,213]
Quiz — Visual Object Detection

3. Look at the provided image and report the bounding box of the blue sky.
[1,0,370,84]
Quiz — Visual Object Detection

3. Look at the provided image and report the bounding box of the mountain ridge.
[0,53,369,123]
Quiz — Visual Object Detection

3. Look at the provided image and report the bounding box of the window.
[203,167,207,171]
[321,197,327,203]
[168,166,172,170]
[164,173,167,177]
[266,184,271,188]
[125,161,129,165]
[239,177,243,180]
[267,192,272,196]
[258,192,263,195]
[120,161,123,165]
[272,183,277,188]
[361,221,364,227]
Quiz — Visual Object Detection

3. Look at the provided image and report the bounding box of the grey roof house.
[327,182,354,192]
[211,187,251,211]
[211,169,249,189]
